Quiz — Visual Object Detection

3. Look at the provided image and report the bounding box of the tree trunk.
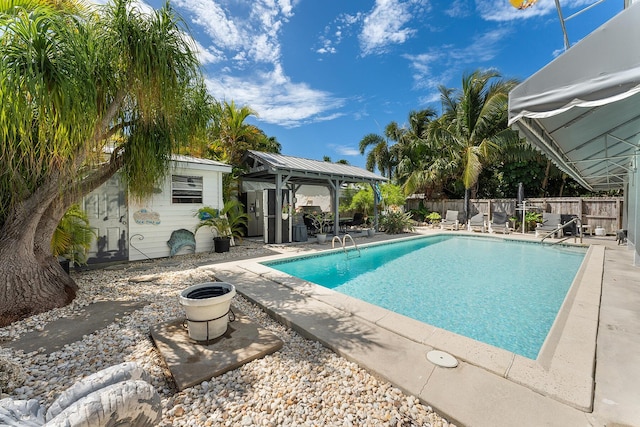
[0,235,76,327]
[541,159,551,197]
[0,156,125,326]
[0,178,78,327]
[463,188,470,223]
[559,174,567,197]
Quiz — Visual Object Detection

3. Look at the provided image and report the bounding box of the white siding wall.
[128,164,225,261]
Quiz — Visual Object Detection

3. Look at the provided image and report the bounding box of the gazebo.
[239,150,388,244]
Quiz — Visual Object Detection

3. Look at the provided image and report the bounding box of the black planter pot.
[58,258,70,274]
[214,237,231,253]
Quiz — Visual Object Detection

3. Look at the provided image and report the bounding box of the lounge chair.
[467,212,486,233]
[535,212,563,238]
[440,210,459,231]
[489,211,510,234]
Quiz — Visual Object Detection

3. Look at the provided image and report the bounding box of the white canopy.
[508,2,640,191]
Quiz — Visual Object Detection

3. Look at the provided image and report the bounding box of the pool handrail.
[541,217,583,244]
[332,234,361,258]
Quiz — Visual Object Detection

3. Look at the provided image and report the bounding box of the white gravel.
[0,240,456,427]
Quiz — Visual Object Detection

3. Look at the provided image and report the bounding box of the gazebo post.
[327,179,340,236]
[275,173,283,244]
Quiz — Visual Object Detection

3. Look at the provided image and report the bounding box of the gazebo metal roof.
[240,150,387,185]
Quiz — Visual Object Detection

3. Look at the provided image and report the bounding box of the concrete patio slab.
[150,307,283,391]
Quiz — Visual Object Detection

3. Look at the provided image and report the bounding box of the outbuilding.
[82,155,232,264]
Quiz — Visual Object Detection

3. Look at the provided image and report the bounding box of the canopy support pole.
[554,0,570,50]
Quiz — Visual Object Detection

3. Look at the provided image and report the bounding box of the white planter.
[366,228,375,237]
[316,233,327,244]
[179,282,236,341]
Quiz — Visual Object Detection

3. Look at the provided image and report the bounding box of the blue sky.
[138,0,622,170]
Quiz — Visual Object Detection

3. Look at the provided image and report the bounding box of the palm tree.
[359,132,393,178]
[0,0,206,325]
[427,70,521,220]
[208,100,279,166]
[393,108,437,187]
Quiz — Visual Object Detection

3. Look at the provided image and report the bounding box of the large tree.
[427,70,522,219]
[0,0,206,325]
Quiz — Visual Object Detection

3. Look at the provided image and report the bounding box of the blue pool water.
[263,235,587,359]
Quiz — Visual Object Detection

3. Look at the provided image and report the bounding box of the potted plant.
[305,211,333,243]
[212,217,232,253]
[525,211,542,233]
[195,201,249,253]
[425,212,441,228]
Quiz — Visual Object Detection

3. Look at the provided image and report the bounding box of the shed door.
[84,174,128,264]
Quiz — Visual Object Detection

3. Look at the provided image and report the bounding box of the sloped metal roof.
[240,150,387,185]
[172,154,231,170]
[508,3,640,191]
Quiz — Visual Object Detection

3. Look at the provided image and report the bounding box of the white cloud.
[404,27,507,103]
[173,0,244,52]
[449,28,508,63]
[445,0,471,18]
[205,65,345,128]
[359,0,418,56]
[191,39,223,65]
[172,0,292,66]
[315,13,362,55]
[169,0,348,127]
[334,145,361,156]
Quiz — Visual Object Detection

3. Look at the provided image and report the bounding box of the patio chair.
[535,212,563,238]
[467,212,486,233]
[345,212,365,229]
[303,213,319,235]
[440,210,459,231]
[489,211,510,234]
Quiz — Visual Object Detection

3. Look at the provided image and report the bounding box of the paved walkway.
[590,239,640,426]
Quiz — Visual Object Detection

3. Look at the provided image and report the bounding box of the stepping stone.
[3,301,147,354]
[150,307,283,391]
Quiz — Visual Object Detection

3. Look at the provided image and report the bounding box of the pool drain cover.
[426,350,458,368]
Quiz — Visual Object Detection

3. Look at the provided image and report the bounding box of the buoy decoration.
[510,0,539,9]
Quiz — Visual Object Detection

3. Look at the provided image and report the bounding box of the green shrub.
[380,211,414,234]
[51,204,96,266]
[425,212,441,224]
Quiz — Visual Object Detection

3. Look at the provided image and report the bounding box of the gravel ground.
[0,240,456,426]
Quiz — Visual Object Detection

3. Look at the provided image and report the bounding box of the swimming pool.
[263,235,587,359]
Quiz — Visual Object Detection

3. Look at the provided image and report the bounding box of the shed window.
[172,175,203,203]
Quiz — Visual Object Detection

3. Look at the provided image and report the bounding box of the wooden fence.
[405,197,624,234]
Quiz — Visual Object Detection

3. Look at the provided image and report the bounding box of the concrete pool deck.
[199,229,638,427]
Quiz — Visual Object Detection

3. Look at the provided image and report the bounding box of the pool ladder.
[332,234,361,258]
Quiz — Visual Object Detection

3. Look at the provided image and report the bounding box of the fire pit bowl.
[179,282,236,341]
